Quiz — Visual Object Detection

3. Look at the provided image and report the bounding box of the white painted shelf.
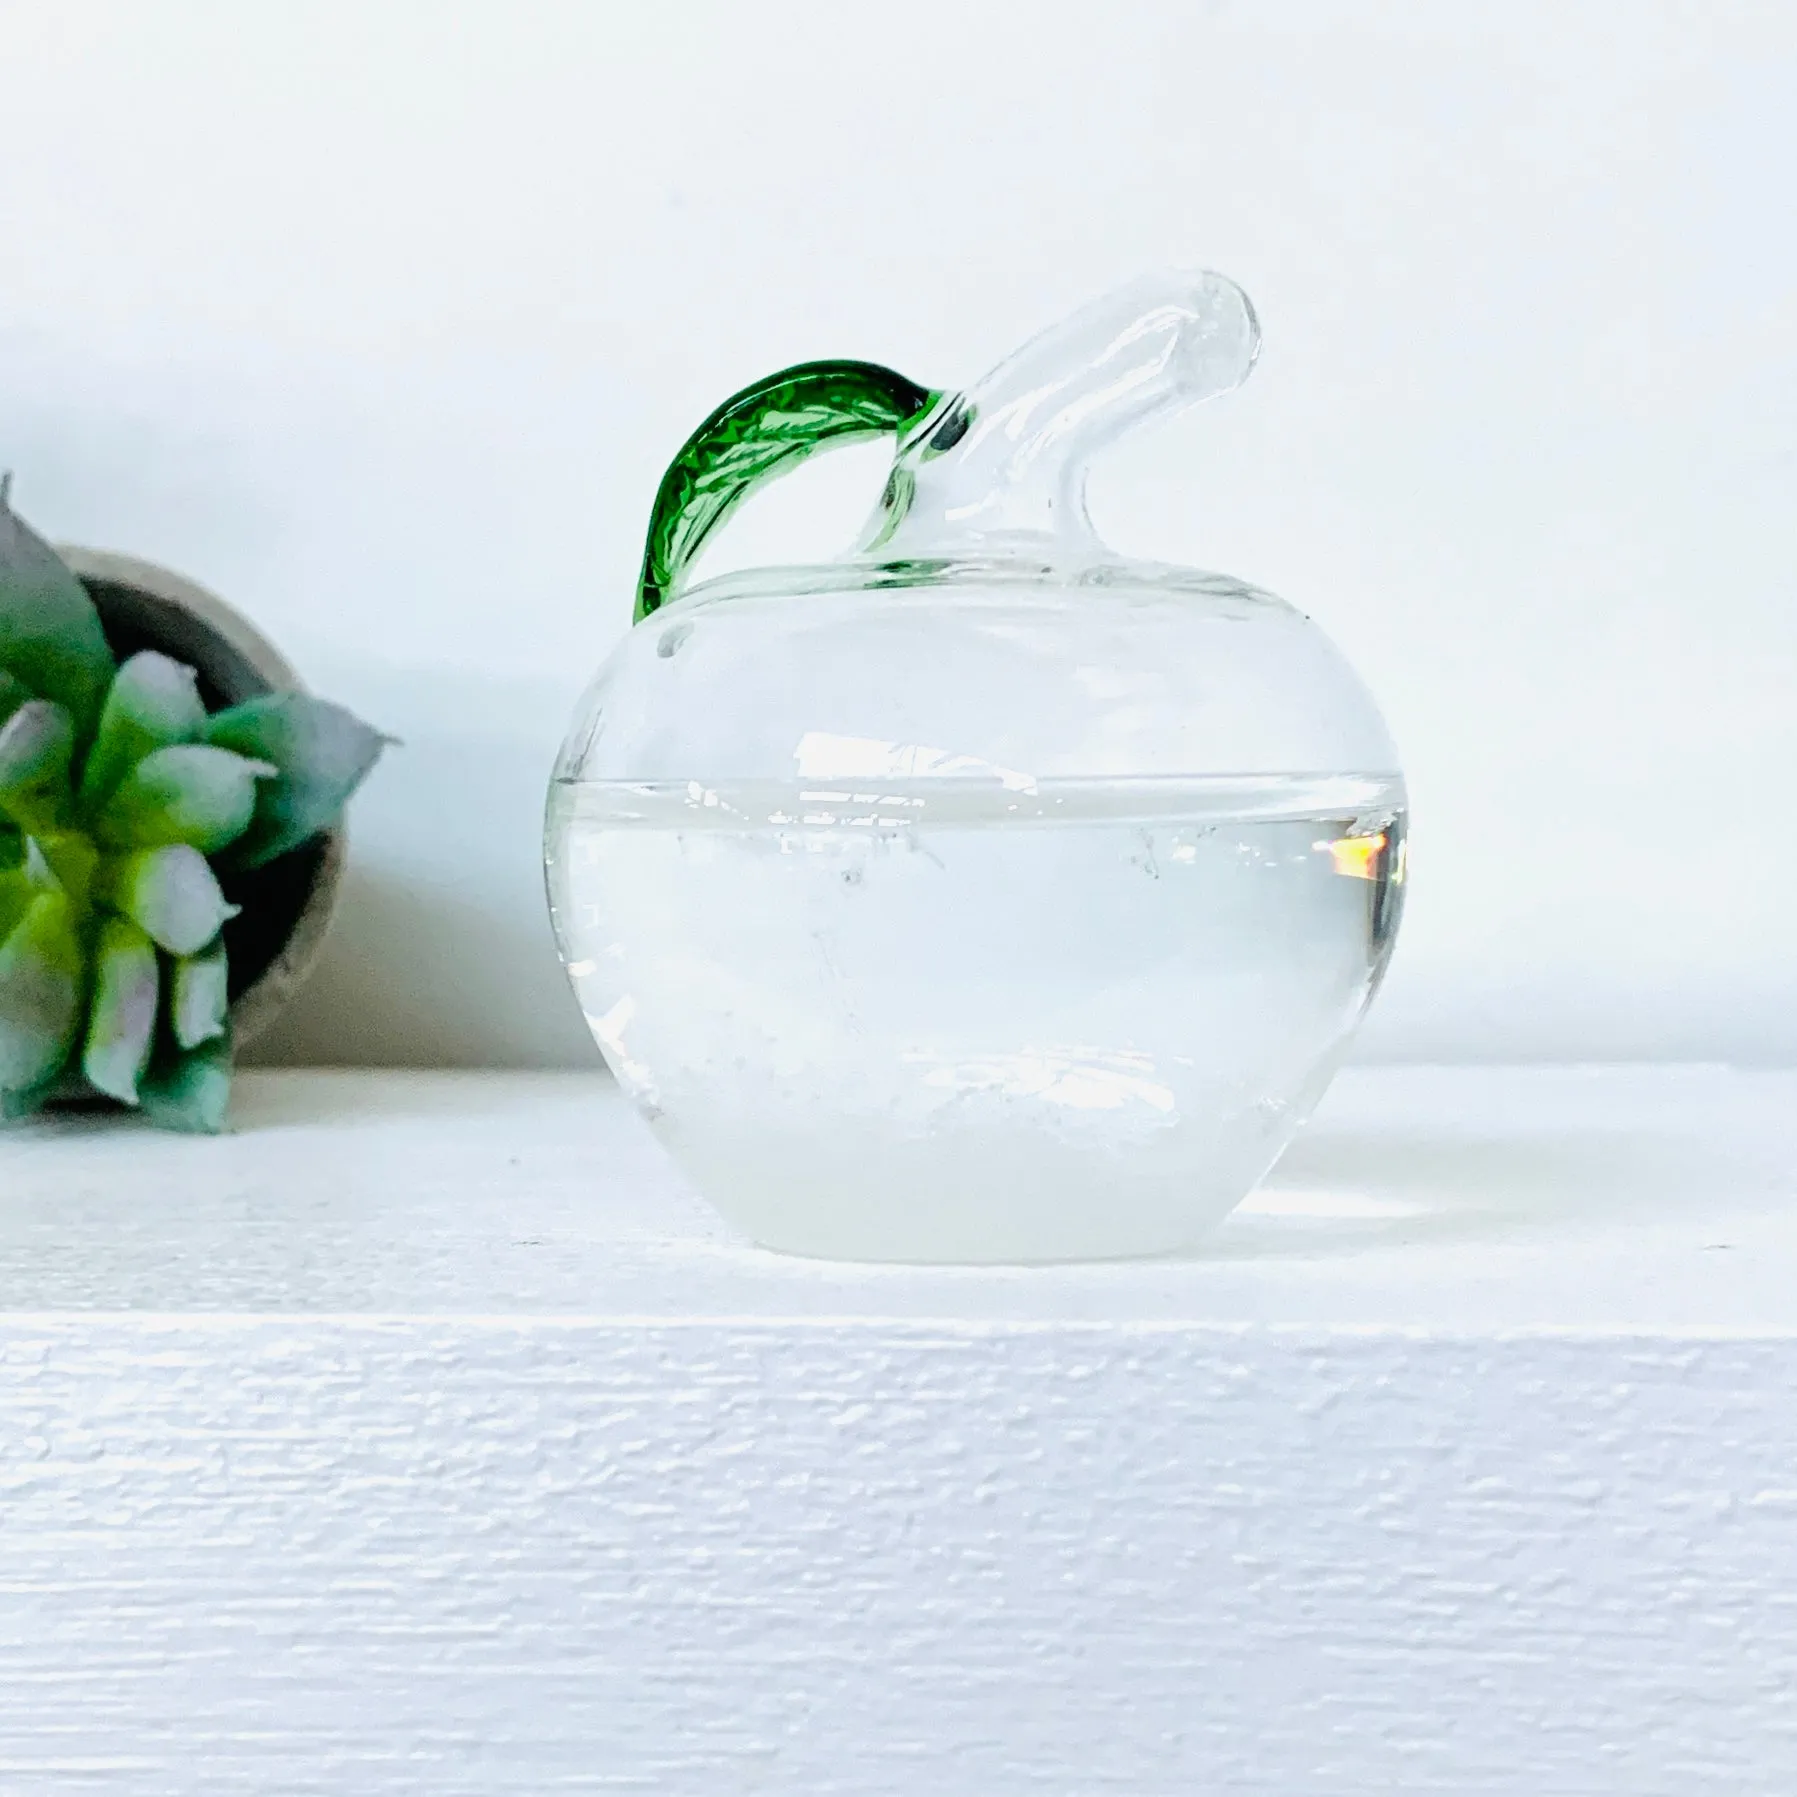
[4,1066,1797,1794]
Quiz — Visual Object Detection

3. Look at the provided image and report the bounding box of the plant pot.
[55,547,344,1049]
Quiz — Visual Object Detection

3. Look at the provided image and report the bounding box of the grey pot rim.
[55,545,345,1051]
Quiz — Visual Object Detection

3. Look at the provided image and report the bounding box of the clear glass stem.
[866,269,1260,559]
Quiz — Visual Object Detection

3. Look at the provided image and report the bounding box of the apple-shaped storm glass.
[547,272,1405,1262]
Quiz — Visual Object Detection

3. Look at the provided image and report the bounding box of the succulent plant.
[0,482,386,1131]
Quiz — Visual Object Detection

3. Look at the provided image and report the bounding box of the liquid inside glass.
[546,774,1406,1262]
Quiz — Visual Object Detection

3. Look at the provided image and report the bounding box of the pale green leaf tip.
[171,942,230,1052]
[0,890,82,1097]
[81,918,159,1106]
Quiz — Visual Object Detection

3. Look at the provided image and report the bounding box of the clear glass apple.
[548,272,1405,1262]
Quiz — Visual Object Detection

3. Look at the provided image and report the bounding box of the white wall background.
[1,0,1792,1068]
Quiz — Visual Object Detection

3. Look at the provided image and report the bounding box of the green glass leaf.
[138,1026,231,1134]
[170,939,229,1050]
[0,699,75,836]
[93,744,277,853]
[635,360,940,621]
[97,844,239,957]
[0,826,22,873]
[77,650,207,814]
[0,488,115,739]
[82,914,159,1105]
[0,888,83,1097]
[205,693,388,871]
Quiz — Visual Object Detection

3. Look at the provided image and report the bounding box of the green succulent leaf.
[138,1025,231,1134]
[0,1066,91,1119]
[1,1083,57,1120]
[0,491,115,740]
[0,514,386,1128]
[206,694,388,870]
[0,888,83,1097]
[0,669,32,734]
[0,866,34,942]
[97,844,239,957]
[82,914,159,1105]
[31,830,97,908]
[170,939,229,1050]
[77,651,207,814]
[0,699,76,836]
[93,744,277,854]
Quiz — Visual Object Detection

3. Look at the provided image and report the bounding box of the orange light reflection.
[1318,832,1386,881]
